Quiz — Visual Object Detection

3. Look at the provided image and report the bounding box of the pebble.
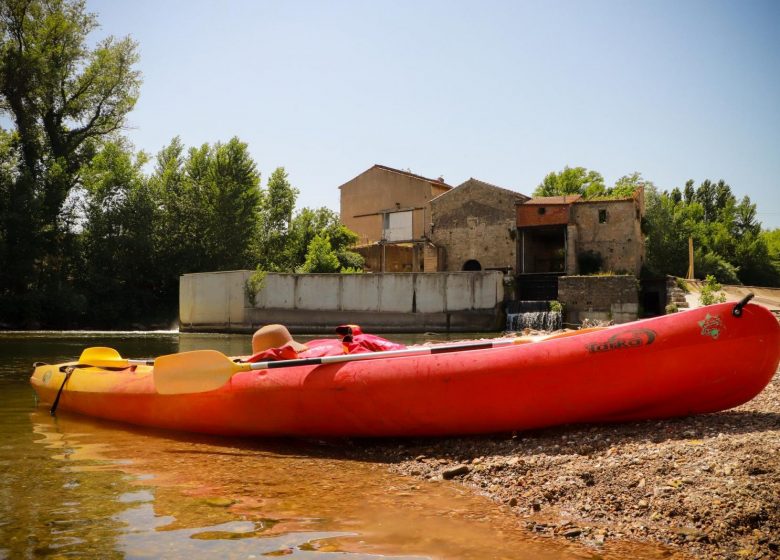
[441,465,470,480]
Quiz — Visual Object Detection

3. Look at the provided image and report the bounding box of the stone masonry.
[558,275,640,325]
[428,178,528,271]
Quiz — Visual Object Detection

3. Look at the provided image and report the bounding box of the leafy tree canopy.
[0,0,141,325]
[534,167,649,199]
[534,166,606,198]
[643,180,778,287]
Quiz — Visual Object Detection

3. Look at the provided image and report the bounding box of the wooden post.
[686,237,694,280]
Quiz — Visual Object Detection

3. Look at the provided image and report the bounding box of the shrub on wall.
[244,270,267,307]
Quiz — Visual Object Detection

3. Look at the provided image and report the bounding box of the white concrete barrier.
[179,271,505,333]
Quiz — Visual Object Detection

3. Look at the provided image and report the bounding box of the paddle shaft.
[241,327,607,372]
[245,339,521,372]
[153,327,606,394]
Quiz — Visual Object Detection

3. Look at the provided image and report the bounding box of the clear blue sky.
[90,0,780,228]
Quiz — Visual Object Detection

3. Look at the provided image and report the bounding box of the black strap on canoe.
[50,366,74,416]
[58,363,136,372]
[732,293,754,317]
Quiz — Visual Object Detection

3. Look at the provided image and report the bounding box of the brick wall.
[558,275,639,325]
[516,203,571,227]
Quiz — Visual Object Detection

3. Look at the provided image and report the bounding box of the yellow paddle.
[153,327,608,395]
[78,347,153,368]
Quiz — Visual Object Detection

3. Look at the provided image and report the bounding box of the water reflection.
[24,412,580,560]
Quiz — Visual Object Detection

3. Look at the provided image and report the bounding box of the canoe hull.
[31,302,780,437]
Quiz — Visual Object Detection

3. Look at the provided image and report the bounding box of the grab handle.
[732,293,754,317]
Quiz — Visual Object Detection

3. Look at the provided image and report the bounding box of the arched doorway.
[462,259,482,271]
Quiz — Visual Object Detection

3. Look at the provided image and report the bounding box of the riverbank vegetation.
[0,0,361,328]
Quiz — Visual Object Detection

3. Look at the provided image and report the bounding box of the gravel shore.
[351,368,780,559]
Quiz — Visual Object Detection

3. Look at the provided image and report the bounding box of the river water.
[1,332,673,559]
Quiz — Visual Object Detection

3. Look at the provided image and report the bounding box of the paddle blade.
[153,350,246,395]
[79,347,130,368]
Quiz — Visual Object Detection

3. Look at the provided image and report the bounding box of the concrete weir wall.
[179,271,505,333]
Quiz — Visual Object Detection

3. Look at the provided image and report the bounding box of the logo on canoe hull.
[585,329,656,353]
[698,313,723,339]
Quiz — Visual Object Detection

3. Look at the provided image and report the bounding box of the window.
[537,207,546,215]
[383,210,413,241]
[598,209,607,224]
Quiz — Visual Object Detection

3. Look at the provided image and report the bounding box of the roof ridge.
[461,177,529,198]
[373,164,452,188]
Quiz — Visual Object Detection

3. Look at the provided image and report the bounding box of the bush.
[549,300,563,313]
[696,251,740,285]
[665,303,678,314]
[301,233,340,273]
[244,269,267,307]
[699,274,727,306]
[336,249,365,272]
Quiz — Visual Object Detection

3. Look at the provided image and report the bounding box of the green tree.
[534,167,649,199]
[0,0,141,325]
[256,167,297,271]
[300,233,340,273]
[643,179,779,287]
[201,138,263,269]
[284,207,362,272]
[152,137,262,291]
[763,228,780,270]
[534,166,606,197]
[265,167,298,233]
[79,139,162,326]
[612,172,653,198]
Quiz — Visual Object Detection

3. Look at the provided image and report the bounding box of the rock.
[441,465,470,480]
[562,527,582,538]
[673,527,706,542]
[204,497,235,507]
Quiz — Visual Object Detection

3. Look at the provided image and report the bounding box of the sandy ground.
[685,282,780,314]
[350,368,780,559]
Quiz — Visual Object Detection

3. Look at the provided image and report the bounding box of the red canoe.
[30,300,780,437]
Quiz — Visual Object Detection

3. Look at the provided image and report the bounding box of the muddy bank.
[349,370,780,559]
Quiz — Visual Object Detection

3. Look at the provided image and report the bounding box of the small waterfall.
[505,300,562,332]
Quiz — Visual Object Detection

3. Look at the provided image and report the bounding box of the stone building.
[568,192,645,276]
[339,164,451,272]
[515,189,646,312]
[427,178,529,272]
[515,189,645,277]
